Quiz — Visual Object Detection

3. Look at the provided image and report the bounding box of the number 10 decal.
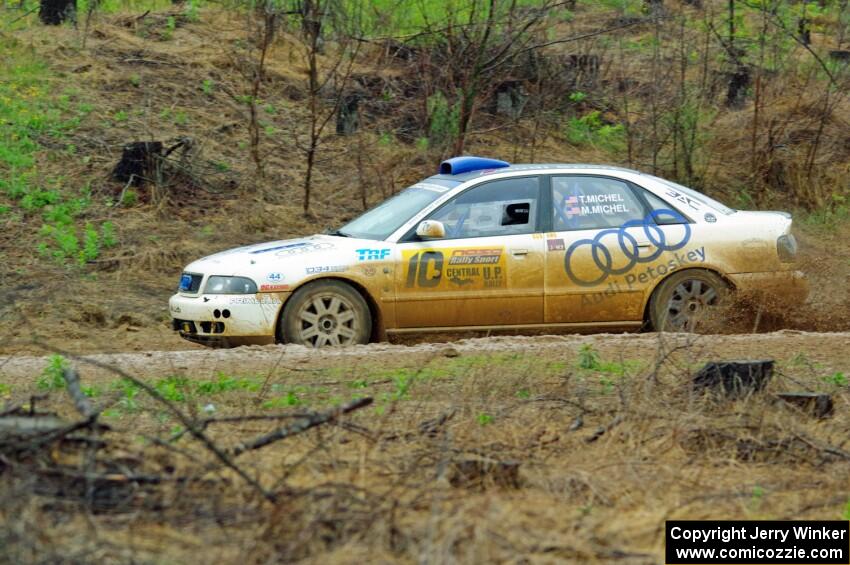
[406,251,443,288]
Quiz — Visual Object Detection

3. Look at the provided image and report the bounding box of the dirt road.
[3,330,848,383]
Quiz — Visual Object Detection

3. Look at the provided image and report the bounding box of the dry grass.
[2,333,849,563]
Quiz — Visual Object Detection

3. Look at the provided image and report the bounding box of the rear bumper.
[727,270,809,304]
[168,292,288,345]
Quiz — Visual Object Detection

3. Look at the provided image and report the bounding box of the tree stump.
[39,0,76,25]
[692,360,774,398]
[449,456,521,490]
[493,81,528,118]
[112,141,163,186]
[776,392,834,419]
[725,65,751,109]
[336,94,360,136]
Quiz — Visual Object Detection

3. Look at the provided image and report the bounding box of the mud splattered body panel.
[393,238,545,328]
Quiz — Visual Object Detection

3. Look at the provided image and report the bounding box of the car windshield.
[335,177,460,240]
[646,174,736,215]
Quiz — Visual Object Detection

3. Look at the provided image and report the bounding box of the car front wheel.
[649,270,730,332]
[279,280,372,347]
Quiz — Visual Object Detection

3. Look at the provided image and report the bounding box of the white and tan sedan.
[169,157,807,347]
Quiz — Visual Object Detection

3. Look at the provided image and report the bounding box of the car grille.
[178,273,203,293]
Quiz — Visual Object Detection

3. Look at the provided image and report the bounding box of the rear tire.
[279,280,372,347]
[649,270,730,332]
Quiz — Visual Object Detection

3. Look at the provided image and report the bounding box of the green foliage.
[195,373,261,394]
[564,111,625,154]
[0,383,11,396]
[580,0,642,16]
[568,91,587,104]
[37,355,68,390]
[81,222,100,264]
[263,391,301,408]
[185,0,200,22]
[101,221,118,247]
[577,344,601,370]
[391,372,413,400]
[155,375,191,402]
[427,91,460,148]
[802,194,849,231]
[343,0,542,38]
[824,372,847,387]
[476,412,493,426]
[120,189,138,206]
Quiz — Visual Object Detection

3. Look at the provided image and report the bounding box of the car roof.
[432,163,644,183]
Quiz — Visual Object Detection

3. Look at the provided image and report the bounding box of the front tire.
[279,280,372,347]
[649,270,730,332]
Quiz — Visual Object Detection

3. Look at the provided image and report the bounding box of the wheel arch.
[641,266,737,329]
[274,276,385,343]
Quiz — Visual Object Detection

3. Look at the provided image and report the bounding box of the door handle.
[511,249,529,256]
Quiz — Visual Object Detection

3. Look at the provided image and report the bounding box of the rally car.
[169,156,807,347]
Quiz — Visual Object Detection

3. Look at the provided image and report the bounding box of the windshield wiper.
[326,229,351,237]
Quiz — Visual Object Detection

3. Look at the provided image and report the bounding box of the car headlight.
[205,276,258,294]
[776,234,798,262]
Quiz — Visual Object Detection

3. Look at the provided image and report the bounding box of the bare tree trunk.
[650,14,661,174]
[303,144,315,214]
[839,0,849,48]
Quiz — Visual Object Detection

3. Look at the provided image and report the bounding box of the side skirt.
[385,320,643,335]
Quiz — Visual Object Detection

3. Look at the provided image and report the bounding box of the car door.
[544,175,658,324]
[394,176,545,329]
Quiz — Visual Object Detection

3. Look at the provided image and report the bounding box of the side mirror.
[416,220,446,240]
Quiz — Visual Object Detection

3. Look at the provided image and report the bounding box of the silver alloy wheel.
[295,293,359,347]
[665,278,719,331]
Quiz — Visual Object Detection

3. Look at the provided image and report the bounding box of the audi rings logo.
[563,209,691,287]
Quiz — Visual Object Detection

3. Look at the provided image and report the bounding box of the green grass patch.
[0,37,116,266]
[37,354,69,390]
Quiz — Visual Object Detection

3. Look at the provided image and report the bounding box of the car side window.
[640,189,690,225]
[552,176,645,231]
[426,176,540,239]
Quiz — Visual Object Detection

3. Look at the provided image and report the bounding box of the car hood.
[183,234,382,279]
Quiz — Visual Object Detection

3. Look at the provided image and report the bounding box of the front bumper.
[168,292,288,345]
[727,270,809,304]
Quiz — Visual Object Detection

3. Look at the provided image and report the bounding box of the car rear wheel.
[649,270,730,332]
[279,280,371,347]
